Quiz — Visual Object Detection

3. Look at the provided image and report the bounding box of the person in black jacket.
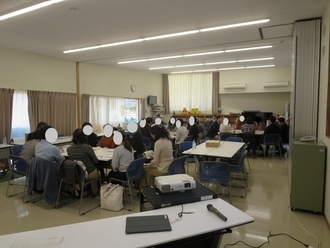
[263,115,286,156]
[127,130,146,159]
[189,117,199,143]
[82,122,98,147]
[278,117,289,144]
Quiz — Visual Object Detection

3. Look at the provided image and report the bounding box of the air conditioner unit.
[263,81,288,88]
[224,82,246,89]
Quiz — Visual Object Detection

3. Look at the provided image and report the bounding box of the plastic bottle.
[3,136,7,146]
[192,140,196,149]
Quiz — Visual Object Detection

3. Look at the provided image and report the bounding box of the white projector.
[155,174,196,193]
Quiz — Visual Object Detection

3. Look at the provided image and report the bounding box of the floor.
[0,155,329,248]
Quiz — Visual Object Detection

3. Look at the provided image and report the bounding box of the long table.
[0,198,253,248]
[61,146,113,162]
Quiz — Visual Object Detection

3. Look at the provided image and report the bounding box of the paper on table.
[10,236,63,248]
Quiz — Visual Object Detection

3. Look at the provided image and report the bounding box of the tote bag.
[100,183,123,211]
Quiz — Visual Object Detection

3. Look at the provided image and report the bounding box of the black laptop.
[125,214,172,234]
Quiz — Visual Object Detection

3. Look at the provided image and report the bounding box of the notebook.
[125,214,172,234]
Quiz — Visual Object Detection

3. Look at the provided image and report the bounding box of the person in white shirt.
[175,119,188,144]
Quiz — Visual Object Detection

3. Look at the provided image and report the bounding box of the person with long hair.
[106,130,134,183]
[67,128,100,197]
[144,125,173,185]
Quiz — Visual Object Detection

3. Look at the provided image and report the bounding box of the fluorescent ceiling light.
[219,67,245,71]
[175,64,204,68]
[200,19,270,32]
[193,69,219,72]
[144,30,199,40]
[0,0,64,21]
[205,61,237,65]
[63,46,99,53]
[184,51,224,57]
[225,45,272,53]
[238,57,274,62]
[118,59,148,64]
[148,55,183,61]
[64,18,270,54]
[171,71,193,74]
[246,65,275,69]
[149,66,175,70]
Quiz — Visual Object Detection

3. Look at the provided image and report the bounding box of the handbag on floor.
[100,183,123,211]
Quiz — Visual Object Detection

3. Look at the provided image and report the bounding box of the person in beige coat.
[143,125,173,185]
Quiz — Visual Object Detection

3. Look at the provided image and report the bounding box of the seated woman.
[35,125,63,165]
[143,125,173,185]
[127,129,145,159]
[82,122,98,147]
[106,130,134,183]
[67,129,100,197]
[20,130,39,165]
[99,125,117,148]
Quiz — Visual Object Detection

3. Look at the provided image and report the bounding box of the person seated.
[241,116,256,134]
[254,116,265,130]
[233,117,243,130]
[167,116,177,131]
[263,115,285,156]
[278,117,289,144]
[143,125,173,186]
[241,116,257,157]
[127,129,146,159]
[106,130,134,183]
[219,121,231,133]
[82,122,98,147]
[67,129,100,197]
[99,125,117,148]
[189,116,200,143]
[35,125,63,165]
[27,121,48,141]
[20,130,39,165]
[175,119,188,145]
[206,115,221,139]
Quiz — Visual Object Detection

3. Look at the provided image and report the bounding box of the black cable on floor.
[222,231,310,248]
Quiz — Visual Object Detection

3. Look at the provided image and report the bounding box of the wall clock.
[131,84,136,92]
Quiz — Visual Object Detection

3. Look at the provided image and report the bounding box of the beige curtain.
[0,88,14,140]
[139,98,146,119]
[28,90,76,136]
[81,94,90,124]
[212,72,220,114]
[162,74,170,113]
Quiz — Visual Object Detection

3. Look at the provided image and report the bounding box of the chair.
[261,134,282,159]
[142,137,152,150]
[226,137,243,142]
[183,135,193,142]
[168,156,187,175]
[198,161,231,203]
[240,132,257,158]
[179,141,195,174]
[109,157,146,211]
[229,149,248,198]
[220,132,234,141]
[11,145,26,174]
[6,155,30,203]
[55,159,101,215]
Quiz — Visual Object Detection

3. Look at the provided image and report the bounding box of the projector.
[155,174,196,193]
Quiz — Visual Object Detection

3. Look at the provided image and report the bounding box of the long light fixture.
[64,18,270,53]
[225,45,272,52]
[170,65,275,74]
[238,57,274,62]
[0,0,64,21]
[118,46,272,64]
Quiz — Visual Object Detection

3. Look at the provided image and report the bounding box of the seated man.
[206,115,221,139]
[263,116,286,156]
[278,117,289,144]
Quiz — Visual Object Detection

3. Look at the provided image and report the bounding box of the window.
[89,95,140,132]
[168,73,213,113]
[11,90,30,140]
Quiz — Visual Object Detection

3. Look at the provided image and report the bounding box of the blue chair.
[11,145,26,174]
[6,155,30,203]
[226,137,243,142]
[262,134,282,159]
[179,141,195,174]
[229,149,248,198]
[183,135,193,142]
[220,132,234,141]
[109,157,146,211]
[142,137,152,150]
[198,161,231,203]
[168,156,187,175]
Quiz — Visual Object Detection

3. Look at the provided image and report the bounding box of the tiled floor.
[0,155,329,248]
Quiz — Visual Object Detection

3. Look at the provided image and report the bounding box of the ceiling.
[0,0,329,74]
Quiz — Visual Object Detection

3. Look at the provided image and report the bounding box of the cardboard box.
[205,140,220,147]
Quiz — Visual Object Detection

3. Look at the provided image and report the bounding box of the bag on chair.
[100,183,123,211]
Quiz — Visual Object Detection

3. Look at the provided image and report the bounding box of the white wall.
[319,2,330,224]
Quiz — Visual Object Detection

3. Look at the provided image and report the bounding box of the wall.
[319,2,330,225]
[219,67,291,114]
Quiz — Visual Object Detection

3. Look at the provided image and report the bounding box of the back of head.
[39,125,52,140]
[278,117,285,124]
[246,116,253,124]
[36,122,48,130]
[268,115,276,124]
[72,128,87,144]
[150,125,169,141]
[120,130,133,152]
[146,117,153,125]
